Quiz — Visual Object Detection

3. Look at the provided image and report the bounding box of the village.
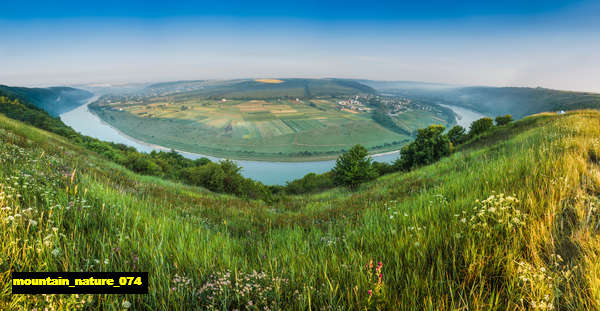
[336,94,414,114]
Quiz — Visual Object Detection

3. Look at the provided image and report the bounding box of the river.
[60,97,485,185]
[438,104,487,129]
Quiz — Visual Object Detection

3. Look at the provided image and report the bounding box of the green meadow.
[3,108,600,310]
[91,97,447,161]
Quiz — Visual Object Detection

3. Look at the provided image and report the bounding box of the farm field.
[91,95,450,160]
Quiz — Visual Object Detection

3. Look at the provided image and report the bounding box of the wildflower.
[52,227,58,232]
[52,248,60,257]
[122,300,131,309]
[368,289,372,296]
[29,219,38,226]
[104,259,109,265]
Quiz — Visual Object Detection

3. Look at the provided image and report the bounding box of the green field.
[91,95,448,160]
[4,108,600,309]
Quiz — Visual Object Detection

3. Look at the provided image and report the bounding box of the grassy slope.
[2,110,600,309]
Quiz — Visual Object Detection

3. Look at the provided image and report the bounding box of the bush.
[180,162,226,192]
[285,172,334,194]
[495,114,513,126]
[447,125,467,146]
[395,124,451,171]
[469,117,494,136]
[333,145,377,189]
[124,153,163,176]
[372,161,394,176]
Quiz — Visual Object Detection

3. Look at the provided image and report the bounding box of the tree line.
[286,114,513,191]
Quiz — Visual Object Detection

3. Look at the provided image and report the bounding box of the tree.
[495,114,513,126]
[469,117,494,136]
[333,145,377,189]
[219,159,244,194]
[447,125,467,146]
[395,124,451,171]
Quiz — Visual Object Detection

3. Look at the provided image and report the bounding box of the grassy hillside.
[2,108,600,310]
[0,85,92,116]
[365,81,600,118]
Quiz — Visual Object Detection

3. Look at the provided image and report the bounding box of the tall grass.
[1,110,600,310]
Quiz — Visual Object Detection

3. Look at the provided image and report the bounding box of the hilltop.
[2,90,600,309]
[361,80,600,118]
[144,78,376,99]
[0,85,92,116]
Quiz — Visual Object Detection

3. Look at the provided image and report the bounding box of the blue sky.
[1,0,599,92]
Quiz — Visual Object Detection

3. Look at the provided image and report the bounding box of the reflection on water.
[61,97,481,185]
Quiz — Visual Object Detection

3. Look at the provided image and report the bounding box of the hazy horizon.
[1,0,599,92]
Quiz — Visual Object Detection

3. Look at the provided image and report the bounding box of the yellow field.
[341,108,359,114]
[255,79,284,84]
[271,109,297,114]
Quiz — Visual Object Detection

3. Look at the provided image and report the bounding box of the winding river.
[60,97,485,185]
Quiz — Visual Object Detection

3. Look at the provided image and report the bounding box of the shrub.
[180,162,226,192]
[495,114,513,126]
[447,125,467,146]
[285,172,335,194]
[469,117,494,136]
[124,153,163,176]
[395,125,451,171]
[372,161,394,176]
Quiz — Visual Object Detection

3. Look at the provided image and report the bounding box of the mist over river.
[60,97,485,185]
